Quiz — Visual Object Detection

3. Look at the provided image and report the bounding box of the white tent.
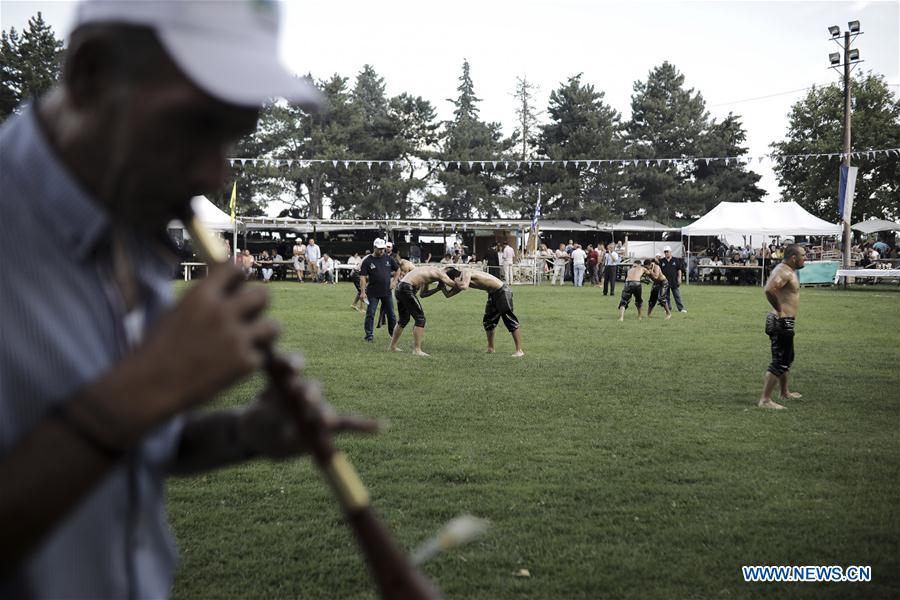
[681,201,842,238]
[852,218,900,235]
[168,195,240,232]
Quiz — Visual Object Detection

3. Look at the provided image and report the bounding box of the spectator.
[259,250,274,282]
[305,238,321,281]
[571,244,587,287]
[241,249,256,280]
[538,243,552,275]
[502,241,515,284]
[409,242,422,264]
[587,244,600,286]
[440,253,454,265]
[292,237,306,282]
[318,253,335,284]
[602,243,620,296]
[552,243,568,285]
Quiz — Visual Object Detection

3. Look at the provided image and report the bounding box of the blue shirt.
[359,253,398,297]
[0,107,184,598]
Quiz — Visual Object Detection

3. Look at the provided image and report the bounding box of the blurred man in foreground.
[0,2,377,597]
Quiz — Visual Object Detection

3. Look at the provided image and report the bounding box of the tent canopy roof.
[852,218,900,234]
[681,201,842,237]
[612,219,679,232]
[169,196,239,232]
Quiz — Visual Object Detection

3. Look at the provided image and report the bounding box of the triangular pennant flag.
[467,161,474,169]
[366,161,372,169]
[492,161,497,169]
[343,161,350,168]
[229,159,236,166]
[332,160,338,167]
[240,159,248,166]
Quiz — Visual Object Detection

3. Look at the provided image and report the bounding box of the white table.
[835,268,900,284]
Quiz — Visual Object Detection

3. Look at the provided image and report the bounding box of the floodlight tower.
[828,21,863,269]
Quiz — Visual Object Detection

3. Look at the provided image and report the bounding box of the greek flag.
[837,165,858,222]
[531,195,541,231]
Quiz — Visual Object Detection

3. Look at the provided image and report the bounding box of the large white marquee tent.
[681,201,842,239]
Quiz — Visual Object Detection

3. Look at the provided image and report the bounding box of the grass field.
[168,281,899,599]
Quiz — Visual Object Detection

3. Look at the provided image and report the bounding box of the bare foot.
[758,398,786,410]
[511,350,525,358]
[486,348,495,354]
[412,350,431,357]
[618,317,624,322]
[665,314,672,320]
[782,392,802,400]
[389,346,403,352]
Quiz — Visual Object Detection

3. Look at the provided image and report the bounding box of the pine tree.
[1,12,63,121]
[428,60,512,219]
[533,74,626,220]
[624,62,709,220]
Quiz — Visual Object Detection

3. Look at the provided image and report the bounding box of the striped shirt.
[1,106,184,598]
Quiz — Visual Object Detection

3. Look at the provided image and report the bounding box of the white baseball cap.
[655,252,662,257]
[71,0,324,110]
[664,246,672,252]
[373,238,387,249]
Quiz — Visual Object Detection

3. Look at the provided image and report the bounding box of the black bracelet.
[48,403,124,461]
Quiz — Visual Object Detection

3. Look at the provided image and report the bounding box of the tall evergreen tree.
[533,74,626,220]
[691,113,765,211]
[625,62,709,220]
[771,72,899,220]
[428,60,511,219]
[512,75,541,161]
[1,12,63,121]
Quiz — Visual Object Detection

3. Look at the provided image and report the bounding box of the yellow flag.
[229,181,237,224]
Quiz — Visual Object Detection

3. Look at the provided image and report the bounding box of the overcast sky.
[2,0,898,206]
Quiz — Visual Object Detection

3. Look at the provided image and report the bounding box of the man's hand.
[238,356,379,459]
[126,264,279,430]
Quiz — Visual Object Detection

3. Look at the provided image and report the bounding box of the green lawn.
[168,281,900,599]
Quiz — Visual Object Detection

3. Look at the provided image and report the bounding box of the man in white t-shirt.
[305,238,321,281]
[571,243,587,287]
[318,253,335,284]
[502,242,516,284]
[552,243,568,285]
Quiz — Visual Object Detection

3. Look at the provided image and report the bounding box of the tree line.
[3,13,897,222]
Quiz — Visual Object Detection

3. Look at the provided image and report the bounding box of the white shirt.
[571,248,587,266]
[305,243,321,263]
[502,245,515,264]
[318,257,334,272]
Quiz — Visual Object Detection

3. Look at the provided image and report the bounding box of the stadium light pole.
[828,21,864,270]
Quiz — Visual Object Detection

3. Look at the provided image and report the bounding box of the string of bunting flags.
[226,148,899,171]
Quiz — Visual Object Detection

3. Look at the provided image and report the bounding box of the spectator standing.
[602,243,620,296]
[571,244,587,287]
[409,242,422,264]
[502,241,515,284]
[358,239,398,342]
[552,243,568,285]
[659,246,686,312]
[305,238,321,281]
[587,244,600,286]
[292,238,306,282]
